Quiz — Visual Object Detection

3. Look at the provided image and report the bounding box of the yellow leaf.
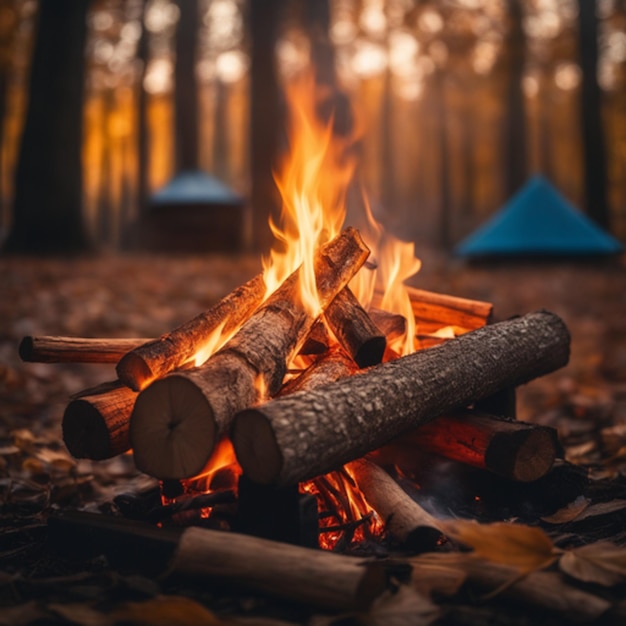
[560,542,626,587]
[439,520,556,572]
[111,595,223,626]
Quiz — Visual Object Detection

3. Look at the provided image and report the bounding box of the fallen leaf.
[559,542,626,587]
[367,585,440,626]
[49,602,112,626]
[570,499,626,522]
[409,559,467,599]
[541,496,591,524]
[439,520,556,572]
[112,595,223,626]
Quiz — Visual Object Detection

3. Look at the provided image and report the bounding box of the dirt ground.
[1,249,625,624]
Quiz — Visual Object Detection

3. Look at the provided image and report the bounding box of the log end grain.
[130,375,217,479]
[231,409,282,485]
[63,399,117,460]
[18,336,35,362]
[354,335,387,368]
[116,352,154,392]
[487,428,558,482]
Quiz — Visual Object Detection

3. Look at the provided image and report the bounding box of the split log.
[346,458,444,550]
[62,385,136,459]
[299,318,330,355]
[116,273,267,391]
[48,510,394,611]
[232,310,570,487]
[130,227,370,479]
[389,411,560,482]
[19,336,149,364]
[401,287,493,335]
[324,288,386,368]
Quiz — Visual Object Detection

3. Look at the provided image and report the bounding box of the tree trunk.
[249,0,282,252]
[578,0,610,229]
[4,0,91,254]
[174,0,198,172]
[503,0,527,196]
[136,0,150,213]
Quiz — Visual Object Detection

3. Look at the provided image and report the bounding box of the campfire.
[19,74,588,613]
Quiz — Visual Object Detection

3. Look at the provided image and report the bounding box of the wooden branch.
[130,228,370,479]
[62,385,137,459]
[324,288,386,368]
[232,310,570,487]
[19,336,150,363]
[346,458,444,550]
[47,510,393,611]
[388,411,559,482]
[116,273,267,391]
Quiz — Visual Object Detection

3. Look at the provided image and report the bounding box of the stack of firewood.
[21,227,570,545]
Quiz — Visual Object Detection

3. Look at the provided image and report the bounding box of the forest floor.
[0,249,626,625]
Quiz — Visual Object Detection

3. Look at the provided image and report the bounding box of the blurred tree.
[4,0,91,253]
[174,0,199,172]
[502,0,527,196]
[249,0,283,252]
[136,0,149,212]
[578,0,609,229]
[0,0,17,226]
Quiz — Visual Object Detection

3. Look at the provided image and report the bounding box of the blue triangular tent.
[455,176,623,257]
[150,170,243,206]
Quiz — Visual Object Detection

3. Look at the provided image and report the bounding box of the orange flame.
[263,72,356,315]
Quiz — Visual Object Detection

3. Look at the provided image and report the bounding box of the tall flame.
[262,73,356,315]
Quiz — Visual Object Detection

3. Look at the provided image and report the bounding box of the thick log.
[47,510,392,611]
[324,288,386,368]
[116,273,267,391]
[388,411,559,482]
[19,336,149,363]
[346,458,444,550]
[232,310,570,486]
[130,228,370,479]
[62,385,136,459]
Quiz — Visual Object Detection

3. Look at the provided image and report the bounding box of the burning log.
[404,286,493,335]
[279,347,357,396]
[232,310,570,487]
[346,458,444,550]
[324,288,386,368]
[368,308,407,344]
[130,227,370,479]
[400,412,559,482]
[62,385,136,459]
[116,273,267,391]
[19,336,149,364]
[48,510,395,611]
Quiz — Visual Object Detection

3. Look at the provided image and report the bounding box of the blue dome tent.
[455,176,623,258]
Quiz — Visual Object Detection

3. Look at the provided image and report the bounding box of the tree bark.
[116,273,266,391]
[578,0,610,229]
[3,0,91,253]
[63,385,137,460]
[130,228,369,479]
[19,336,149,364]
[232,310,570,486]
[174,0,199,171]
